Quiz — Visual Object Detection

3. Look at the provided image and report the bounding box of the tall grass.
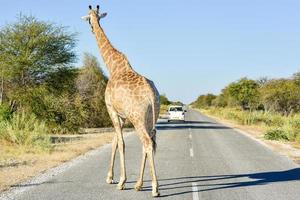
[0,112,51,151]
[202,107,300,143]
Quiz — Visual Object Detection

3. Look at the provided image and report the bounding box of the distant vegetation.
[160,94,183,106]
[192,72,300,143]
[159,94,183,114]
[0,15,111,149]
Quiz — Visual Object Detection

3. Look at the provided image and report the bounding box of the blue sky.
[1,0,300,103]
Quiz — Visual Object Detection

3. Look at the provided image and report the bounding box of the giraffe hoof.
[134,184,142,191]
[106,177,113,184]
[152,191,160,197]
[117,183,125,190]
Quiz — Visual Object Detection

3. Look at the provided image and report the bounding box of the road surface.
[2,109,300,200]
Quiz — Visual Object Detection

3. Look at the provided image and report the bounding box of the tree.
[160,94,171,105]
[0,15,83,133]
[193,93,216,108]
[76,53,111,127]
[0,15,76,109]
[172,101,184,106]
[260,78,300,115]
[226,78,260,110]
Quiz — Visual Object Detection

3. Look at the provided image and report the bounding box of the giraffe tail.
[150,97,157,154]
[151,129,157,154]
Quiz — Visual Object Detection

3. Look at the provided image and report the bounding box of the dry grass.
[0,131,122,192]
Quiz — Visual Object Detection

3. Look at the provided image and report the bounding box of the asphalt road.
[2,109,300,200]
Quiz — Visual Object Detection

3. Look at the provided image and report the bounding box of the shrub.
[264,128,289,141]
[192,94,216,108]
[0,112,51,150]
[0,103,12,121]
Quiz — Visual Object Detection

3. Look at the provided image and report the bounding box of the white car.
[167,106,185,122]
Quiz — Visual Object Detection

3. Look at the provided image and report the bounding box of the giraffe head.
[81,5,107,33]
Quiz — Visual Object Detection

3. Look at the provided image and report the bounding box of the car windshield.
[169,107,183,112]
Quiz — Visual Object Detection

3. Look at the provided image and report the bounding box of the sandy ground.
[202,111,300,164]
[0,131,124,192]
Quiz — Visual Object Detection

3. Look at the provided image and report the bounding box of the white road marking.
[190,148,194,157]
[192,182,199,200]
[189,127,192,139]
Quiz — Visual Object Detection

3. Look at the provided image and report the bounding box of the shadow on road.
[10,180,73,188]
[138,168,300,197]
[156,120,230,130]
[157,121,216,125]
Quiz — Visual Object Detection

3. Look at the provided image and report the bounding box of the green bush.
[260,79,300,115]
[0,112,51,150]
[225,78,260,110]
[264,128,289,141]
[0,103,12,121]
[192,93,216,108]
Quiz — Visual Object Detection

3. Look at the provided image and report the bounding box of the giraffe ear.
[99,13,107,19]
[81,15,90,21]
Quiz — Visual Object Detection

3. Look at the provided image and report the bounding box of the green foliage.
[203,107,300,143]
[0,15,76,92]
[0,112,51,150]
[260,78,300,115]
[45,67,79,95]
[211,93,227,107]
[192,72,300,144]
[226,78,260,110]
[75,53,111,128]
[172,101,184,106]
[194,71,300,118]
[34,92,84,134]
[160,94,171,105]
[192,93,216,108]
[0,103,12,121]
[264,129,289,141]
[0,14,79,133]
[0,15,112,139]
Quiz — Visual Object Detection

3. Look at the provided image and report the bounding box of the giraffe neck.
[90,16,132,76]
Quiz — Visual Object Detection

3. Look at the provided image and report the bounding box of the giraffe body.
[107,71,159,130]
[82,5,160,197]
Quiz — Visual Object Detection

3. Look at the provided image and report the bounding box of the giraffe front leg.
[116,134,126,190]
[106,133,118,184]
[106,104,126,188]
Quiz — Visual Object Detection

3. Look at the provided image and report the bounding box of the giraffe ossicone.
[82,5,161,197]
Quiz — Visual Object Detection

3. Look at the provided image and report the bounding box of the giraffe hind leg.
[106,106,126,188]
[135,145,147,191]
[136,127,160,197]
[147,142,160,197]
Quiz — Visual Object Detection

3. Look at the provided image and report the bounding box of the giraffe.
[82,5,161,197]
